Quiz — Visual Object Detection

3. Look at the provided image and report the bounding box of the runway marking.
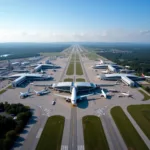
[61,145,68,150]
[36,128,43,138]
[78,145,84,150]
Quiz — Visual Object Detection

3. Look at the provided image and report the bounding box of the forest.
[0,43,70,60]
[0,102,32,150]
[83,43,150,75]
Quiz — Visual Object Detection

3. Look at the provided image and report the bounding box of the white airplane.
[119,91,133,97]
[100,89,107,98]
[34,88,50,96]
[40,69,45,74]
[20,88,31,99]
[101,70,110,74]
[55,86,93,106]
[142,73,150,79]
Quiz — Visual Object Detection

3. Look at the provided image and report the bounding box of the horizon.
[0,0,150,43]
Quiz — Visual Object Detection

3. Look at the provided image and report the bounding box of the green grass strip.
[66,62,74,75]
[111,106,148,150]
[64,78,73,82]
[76,62,83,75]
[82,115,109,150]
[76,78,85,82]
[128,105,150,140]
[36,115,65,150]
[139,90,150,101]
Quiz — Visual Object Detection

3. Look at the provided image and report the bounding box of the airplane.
[55,86,93,106]
[34,88,50,96]
[40,69,46,74]
[20,88,31,99]
[142,73,150,79]
[100,89,107,98]
[119,91,133,97]
[101,70,110,74]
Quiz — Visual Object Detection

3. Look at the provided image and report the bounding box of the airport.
[0,45,150,150]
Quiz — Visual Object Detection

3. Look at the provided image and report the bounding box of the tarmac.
[0,45,150,150]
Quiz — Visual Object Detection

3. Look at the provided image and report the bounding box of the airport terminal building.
[52,82,97,92]
[9,73,52,87]
[33,64,60,72]
[97,73,145,87]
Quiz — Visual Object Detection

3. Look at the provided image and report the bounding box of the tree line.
[0,102,32,150]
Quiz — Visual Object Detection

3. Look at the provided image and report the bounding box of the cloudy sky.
[0,0,150,43]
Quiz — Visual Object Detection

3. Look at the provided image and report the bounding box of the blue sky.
[0,0,150,42]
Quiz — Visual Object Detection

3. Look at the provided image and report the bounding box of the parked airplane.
[119,91,133,97]
[100,89,107,98]
[101,70,110,74]
[55,86,93,106]
[142,73,150,79]
[34,88,50,96]
[40,69,46,74]
[20,88,31,99]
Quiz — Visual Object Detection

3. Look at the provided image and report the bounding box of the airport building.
[33,64,60,72]
[108,65,117,72]
[9,73,52,87]
[52,82,97,92]
[97,73,145,87]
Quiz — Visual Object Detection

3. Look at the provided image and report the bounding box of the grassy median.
[66,62,74,75]
[111,106,148,150]
[36,115,65,150]
[76,62,83,75]
[76,78,85,82]
[64,78,73,82]
[82,115,109,150]
[139,90,150,101]
[128,105,150,140]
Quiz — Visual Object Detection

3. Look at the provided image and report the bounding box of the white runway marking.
[36,128,43,138]
[78,145,84,150]
[61,145,68,150]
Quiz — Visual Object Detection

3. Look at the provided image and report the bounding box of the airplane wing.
[55,94,71,99]
[77,93,94,100]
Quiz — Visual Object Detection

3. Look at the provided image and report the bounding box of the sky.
[0,0,150,43]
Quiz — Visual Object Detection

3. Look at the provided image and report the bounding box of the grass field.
[128,105,150,140]
[139,90,150,101]
[86,52,99,60]
[76,53,80,61]
[76,78,85,82]
[111,106,148,150]
[36,115,65,150]
[40,52,62,57]
[64,78,73,82]
[76,62,83,75]
[82,115,109,150]
[66,62,74,75]
[0,89,6,94]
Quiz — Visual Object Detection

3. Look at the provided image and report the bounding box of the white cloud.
[0,28,150,43]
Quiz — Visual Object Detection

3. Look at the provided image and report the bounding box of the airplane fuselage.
[71,87,77,105]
